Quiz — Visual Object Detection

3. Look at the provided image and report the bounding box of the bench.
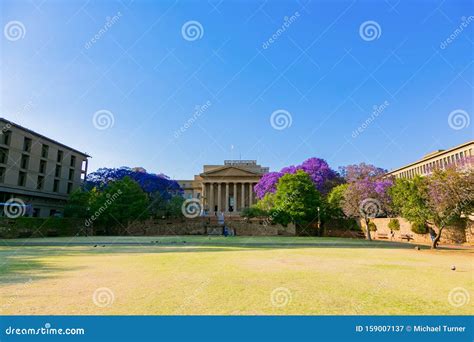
[377,233,389,239]
[400,234,413,241]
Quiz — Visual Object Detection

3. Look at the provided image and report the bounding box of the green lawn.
[0,236,472,315]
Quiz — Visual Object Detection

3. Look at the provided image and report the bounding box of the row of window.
[396,149,472,179]
[0,131,77,167]
[16,170,74,194]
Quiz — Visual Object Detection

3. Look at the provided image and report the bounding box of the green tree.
[273,170,322,230]
[327,184,348,219]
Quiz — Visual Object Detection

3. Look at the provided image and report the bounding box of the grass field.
[0,236,472,315]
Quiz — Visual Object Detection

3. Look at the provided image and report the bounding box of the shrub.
[241,206,269,218]
[388,218,400,231]
[367,221,377,231]
[411,221,428,234]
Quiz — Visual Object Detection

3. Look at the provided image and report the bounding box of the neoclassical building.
[177,160,269,214]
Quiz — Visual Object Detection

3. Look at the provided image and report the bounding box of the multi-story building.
[177,160,269,215]
[386,140,473,179]
[0,118,90,217]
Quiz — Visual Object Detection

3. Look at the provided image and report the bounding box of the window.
[57,150,63,162]
[0,148,8,164]
[32,208,40,217]
[67,182,73,194]
[39,160,47,174]
[18,171,26,187]
[1,131,11,145]
[70,155,76,167]
[20,154,29,169]
[37,175,44,190]
[23,137,32,152]
[53,179,59,192]
[68,168,74,181]
[0,167,5,183]
[55,165,61,178]
[41,144,49,158]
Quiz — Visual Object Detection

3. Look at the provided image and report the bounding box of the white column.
[217,183,222,212]
[225,183,229,212]
[210,183,214,213]
[241,183,245,209]
[233,183,237,212]
[248,183,252,206]
[201,183,205,210]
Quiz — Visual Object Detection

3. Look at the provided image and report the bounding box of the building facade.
[386,140,473,179]
[0,118,90,217]
[177,160,269,215]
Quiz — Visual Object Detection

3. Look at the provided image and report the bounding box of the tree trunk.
[365,217,372,241]
[431,226,444,249]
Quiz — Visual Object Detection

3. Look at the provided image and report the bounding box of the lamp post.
[317,207,321,235]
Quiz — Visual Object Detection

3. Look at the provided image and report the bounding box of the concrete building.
[0,118,90,217]
[177,160,269,215]
[386,140,473,179]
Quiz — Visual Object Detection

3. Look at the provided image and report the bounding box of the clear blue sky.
[1,0,473,179]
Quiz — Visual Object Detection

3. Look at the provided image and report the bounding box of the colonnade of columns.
[201,182,257,214]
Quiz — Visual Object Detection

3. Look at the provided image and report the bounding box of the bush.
[411,221,428,234]
[367,221,377,231]
[388,218,400,231]
[241,206,269,218]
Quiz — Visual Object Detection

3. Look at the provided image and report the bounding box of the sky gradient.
[1,0,473,179]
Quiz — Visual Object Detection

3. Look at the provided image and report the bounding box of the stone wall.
[361,217,471,245]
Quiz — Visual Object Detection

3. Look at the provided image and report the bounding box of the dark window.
[57,150,63,162]
[53,179,59,192]
[55,165,61,178]
[23,137,32,152]
[20,154,29,169]
[18,171,26,186]
[37,175,44,190]
[39,160,47,174]
[0,148,8,164]
[70,155,76,167]
[67,182,73,194]
[41,144,49,158]
[32,208,40,217]
[0,167,5,183]
[68,168,74,181]
[1,131,11,145]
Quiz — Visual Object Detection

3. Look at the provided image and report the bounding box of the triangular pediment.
[201,166,260,177]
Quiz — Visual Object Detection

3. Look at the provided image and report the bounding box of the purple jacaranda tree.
[86,166,182,200]
[254,158,340,199]
[340,163,393,241]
